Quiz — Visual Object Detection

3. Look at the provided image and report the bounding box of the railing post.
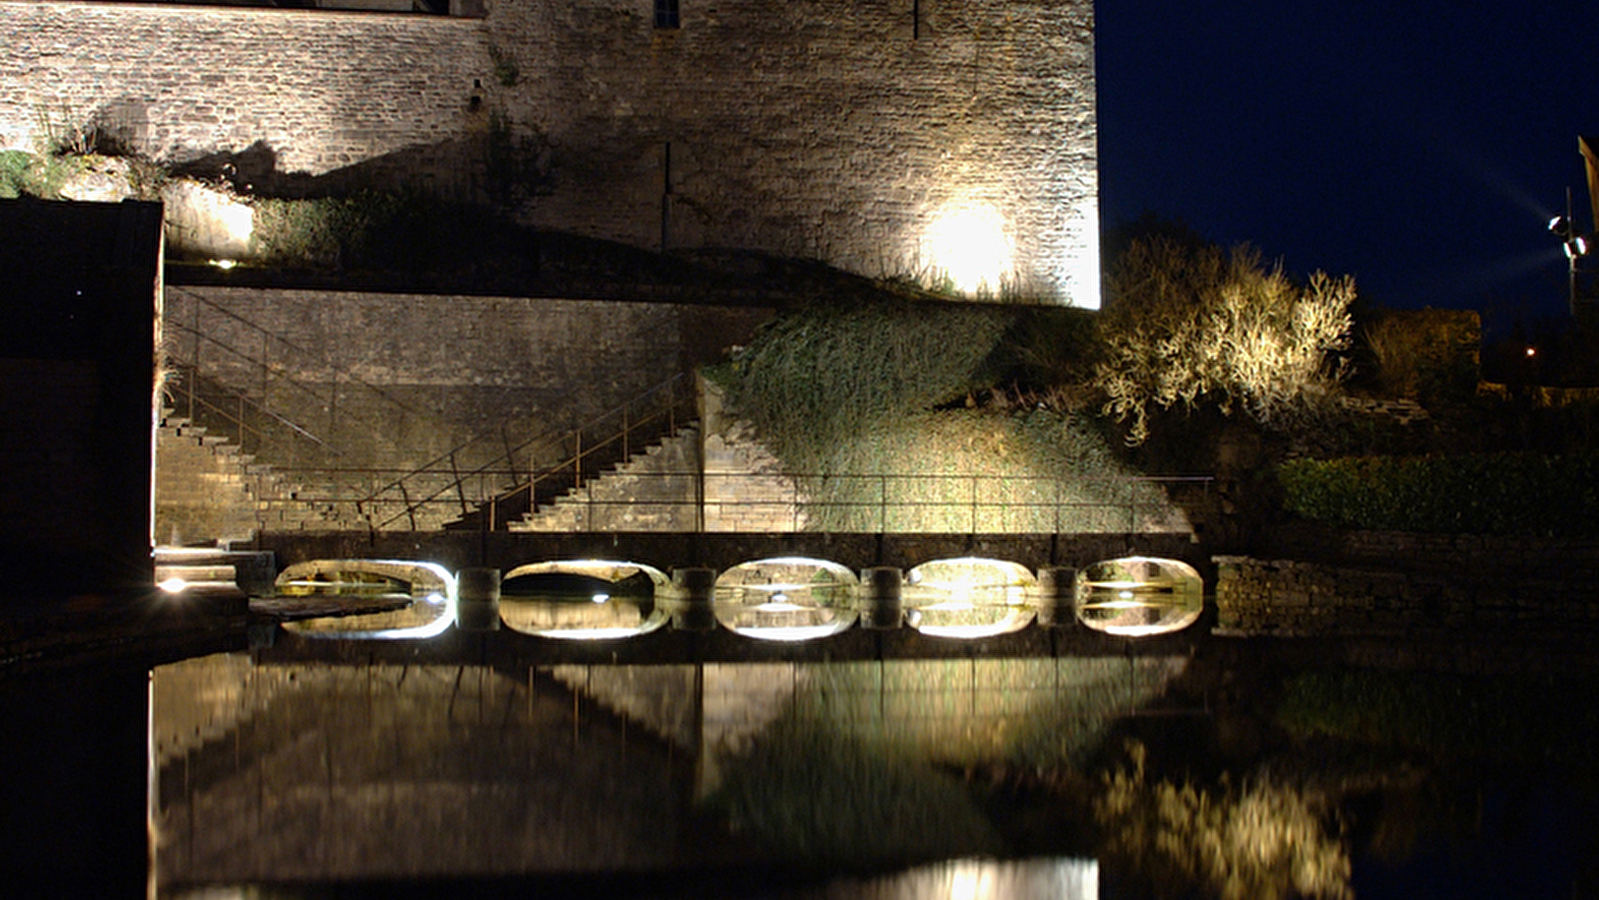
[451,451,468,520]
[259,329,270,417]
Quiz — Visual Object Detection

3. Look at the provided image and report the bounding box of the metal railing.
[240,466,1212,535]
[163,288,698,531]
[369,370,698,531]
[164,286,437,463]
[514,470,1214,534]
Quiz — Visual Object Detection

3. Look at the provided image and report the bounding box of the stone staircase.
[512,425,702,532]
[155,410,354,544]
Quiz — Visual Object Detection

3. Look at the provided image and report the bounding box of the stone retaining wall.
[1216,533,1599,636]
[163,285,770,476]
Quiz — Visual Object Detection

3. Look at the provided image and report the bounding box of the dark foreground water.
[5,632,1598,899]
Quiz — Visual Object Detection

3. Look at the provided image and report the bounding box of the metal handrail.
[167,287,432,420]
[371,370,697,530]
[164,288,449,463]
[165,358,336,454]
[250,466,1213,534]
[515,471,1212,534]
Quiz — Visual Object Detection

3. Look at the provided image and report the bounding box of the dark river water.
[4,627,1596,899]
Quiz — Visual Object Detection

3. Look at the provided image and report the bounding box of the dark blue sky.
[1095,1,1598,323]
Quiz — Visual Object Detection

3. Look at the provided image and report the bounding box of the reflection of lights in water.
[713,557,858,642]
[903,557,1035,638]
[285,595,458,640]
[1075,557,1204,637]
[828,857,1098,900]
[276,560,458,640]
[498,559,670,640]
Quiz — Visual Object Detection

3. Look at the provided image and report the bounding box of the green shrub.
[249,190,530,273]
[0,149,86,199]
[1358,308,1480,403]
[1096,237,1354,444]
[1278,452,1599,534]
[718,297,1018,468]
[712,298,1178,530]
[1278,670,1599,765]
[0,151,30,198]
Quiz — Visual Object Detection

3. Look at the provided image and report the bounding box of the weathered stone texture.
[1,3,490,189]
[164,285,769,471]
[1,0,1098,303]
[514,426,703,532]
[1215,536,1599,637]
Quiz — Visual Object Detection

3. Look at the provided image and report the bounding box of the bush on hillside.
[715,298,1018,470]
[1357,308,1480,404]
[1096,238,1355,445]
[711,299,1185,530]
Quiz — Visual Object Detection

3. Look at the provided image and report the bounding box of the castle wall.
[1,0,1099,305]
[0,3,492,190]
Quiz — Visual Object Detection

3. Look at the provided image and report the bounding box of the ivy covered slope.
[708,297,1182,532]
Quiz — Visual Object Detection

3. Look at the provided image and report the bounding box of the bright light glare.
[158,577,188,594]
[926,204,1012,294]
[217,199,254,248]
[591,593,610,604]
[755,600,804,612]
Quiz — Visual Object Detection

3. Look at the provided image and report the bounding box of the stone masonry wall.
[165,285,769,466]
[161,286,770,533]
[2,0,1099,305]
[700,377,807,532]
[1215,533,1599,636]
[1,3,491,190]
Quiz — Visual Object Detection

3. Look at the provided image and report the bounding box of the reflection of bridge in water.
[151,641,1193,894]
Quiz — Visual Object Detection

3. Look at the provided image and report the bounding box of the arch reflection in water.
[499,560,669,639]
[800,857,1098,900]
[1074,556,1203,636]
[276,559,455,639]
[713,556,859,641]
[902,557,1035,638]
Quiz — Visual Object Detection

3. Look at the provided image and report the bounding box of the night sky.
[1095,1,1599,327]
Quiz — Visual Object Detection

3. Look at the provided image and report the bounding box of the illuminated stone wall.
[0,0,1098,306]
[0,3,491,189]
[160,285,770,533]
[164,285,766,461]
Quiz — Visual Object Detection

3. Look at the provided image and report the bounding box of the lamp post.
[1550,187,1590,316]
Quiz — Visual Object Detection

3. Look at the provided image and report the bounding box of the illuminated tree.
[1095,237,1354,444]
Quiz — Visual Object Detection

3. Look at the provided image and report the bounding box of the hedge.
[1278,452,1599,535]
